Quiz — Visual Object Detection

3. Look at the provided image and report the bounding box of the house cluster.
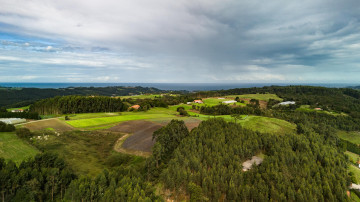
[11,109,24,112]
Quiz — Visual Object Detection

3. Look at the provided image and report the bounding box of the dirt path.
[17,118,58,125]
[21,118,74,132]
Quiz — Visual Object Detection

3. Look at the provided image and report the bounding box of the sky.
[0,0,360,83]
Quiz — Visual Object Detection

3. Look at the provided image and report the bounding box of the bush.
[179,109,189,116]
[177,107,185,112]
[0,122,15,132]
[65,116,70,120]
[16,127,32,139]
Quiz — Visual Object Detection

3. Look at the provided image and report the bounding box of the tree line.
[30,96,129,115]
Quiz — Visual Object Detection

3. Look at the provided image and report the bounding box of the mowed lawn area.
[196,98,246,107]
[186,110,296,135]
[65,108,179,128]
[346,151,360,164]
[337,131,360,144]
[0,132,39,164]
[350,164,360,184]
[226,93,283,101]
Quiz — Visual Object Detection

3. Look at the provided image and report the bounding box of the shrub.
[16,127,32,139]
[0,122,15,132]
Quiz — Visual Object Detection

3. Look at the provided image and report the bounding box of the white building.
[0,118,26,124]
[278,101,296,105]
[222,100,237,104]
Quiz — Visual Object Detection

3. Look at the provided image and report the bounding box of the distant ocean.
[0,83,357,91]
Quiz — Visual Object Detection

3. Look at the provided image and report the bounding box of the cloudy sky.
[1,0,360,83]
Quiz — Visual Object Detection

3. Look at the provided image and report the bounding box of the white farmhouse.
[278,101,296,105]
[222,100,237,104]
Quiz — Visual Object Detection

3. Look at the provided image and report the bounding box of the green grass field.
[202,98,246,106]
[346,151,360,164]
[0,132,39,164]
[186,111,295,135]
[226,94,283,101]
[64,104,295,135]
[59,112,122,120]
[33,131,123,176]
[119,93,178,99]
[350,164,360,184]
[296,105,345,116]
[65,108,179,128]
[337,131,360,145]
[351,190,360,202]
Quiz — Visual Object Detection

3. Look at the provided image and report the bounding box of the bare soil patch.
[242,156,264,171]
[24,118,74,132]
[109,119,201,155]
[109,120,163,154]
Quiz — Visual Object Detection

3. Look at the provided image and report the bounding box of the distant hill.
[0,86,166,108]
[347,85,360,89]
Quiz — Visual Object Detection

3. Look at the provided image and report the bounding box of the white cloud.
[1,0,360,82]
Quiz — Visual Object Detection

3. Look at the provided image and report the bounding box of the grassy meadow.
[65,108,178,128]
[337,131,360,145]
[7,105,30,112]
[226,93,283,101]
[0,132,39,164]
[33,130,124,176]
[346,151,360,164]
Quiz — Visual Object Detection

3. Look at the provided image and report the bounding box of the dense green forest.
[0,86,167,108]
[0,153,159,201]
[30,96,129,115]
[146,119,349,201]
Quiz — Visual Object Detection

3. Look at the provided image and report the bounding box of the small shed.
[194,100,203,104]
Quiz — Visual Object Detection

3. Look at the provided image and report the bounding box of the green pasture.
[296,105,344,116]
[186,110,295,135]
[351,190,360,202]
[65,107,179,128]
[33,130,123,176]
[346,151,360,164]
[59,112,122,120]
[190,98,246,107]
[296,105,315,112]
[119,93,177,99]
[0,132,39,164]
[226,93,283,101]
[64,104,295,135]
[350,164,360,184]
[337,131,360,145]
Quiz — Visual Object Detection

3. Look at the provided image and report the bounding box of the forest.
[0,86,168,108]
[146,119,349,201]
[29,96,129,115]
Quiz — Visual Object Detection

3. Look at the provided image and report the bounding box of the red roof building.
[130,105,140,110]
